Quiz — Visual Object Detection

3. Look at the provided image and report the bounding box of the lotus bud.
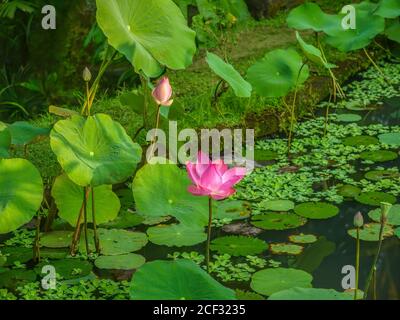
[353,211,364,228]
[83,67,92,82]
[380,202,392,224]
[152,76,173,106]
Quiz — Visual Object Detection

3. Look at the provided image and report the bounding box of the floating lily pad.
[268,287,352,300]
[147,223,206,247]
[8,121,50,145]
[40,248,69,260]
[35,259,92,280]
[348,223,394,241]
[364,170,399,181]
[130,259,236,300]
[342,135,379,146]
[0,269,36,289]
[254,149,279,161]
[1,246,32,266]
[0,158,43,234]
[336,114,362,122]
[359,150,398,162]
[355,191,396,206]
[214,200,251,221]
[52,174,121,227]
[338,185,361,198]
[235,289,265,300]
[141,215,171,225]
[269,243,303,255]
[378,133,400,146]
[95,253,145,270]
[210,236,267,256]
[251,212,307,230]
[294,202,339,219]
[250,268,313,296]
[0,122,11,157]
[40,231,73,248]
[100,212,144,229]
[368,204,400,226]
[289,233,317,244]
[260,199,295,212]
[50,114,142,187]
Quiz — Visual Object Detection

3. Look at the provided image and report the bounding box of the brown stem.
[83,187,90,254]
[70,187,91,255]
[91,187,100,253]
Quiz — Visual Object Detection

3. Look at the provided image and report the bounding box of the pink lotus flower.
[152,76,173,106]
[186,151,247,200]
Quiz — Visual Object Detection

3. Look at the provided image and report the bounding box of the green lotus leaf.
[359,150,398,162]
[210,236,267,256]
[100,212,144,229]
[0,269,36,290]
[338,185,361,198]
[0,158,43,234]
[374,0,400,18]
[132,162,209,227]
[235,289,265,300]
[251,212,307,230]
[395,227,400,239]
[246,48,309,98]
[147,223,207,247]
[254,149,279,161]
[119,91,145,115]
[288,233,317,244]
[364,170,399,181]
[385,21,400,43]
[348,223,394,241]
[269,243,303,255]
[260,199,295,212]
[287,3,337,32]
[336,114,362,122]
[130,259,236,300]
[214,200,251,221]
[52,174,120,227]
[251,268,313,296]
[95,253,146,270]
[50,114,142,187]
[355,191,396,206]
[342,135,379,146]
[79,228,148,255]
[141,215,171,225]
[206,52,252,98]
[1,246,32,266]
[8,121,50,146]
[96,0,196,78]
[378,132,400,146]
[368,204,400,226]
[324,3,385,52]
[40,248,69,260]
[294,202,339,219]
[35,259,93,280]
[268,287,352,300]
[40,231,74,248]
[0,122,11,158]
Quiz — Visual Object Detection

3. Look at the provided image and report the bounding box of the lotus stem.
[140,74,149,129]
[91,187,100,253]
[206,196,213,273]
[33,213,41,264]
[83,187,90,254]
[363,48,390,85]
[149,105,161,160]
[70,187,91,255]
[373,267,377,300]
[354,226,360,300]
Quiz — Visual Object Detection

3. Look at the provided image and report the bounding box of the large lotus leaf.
[378,132,400,146]
[52,174,120,226]
[246,48,309,98]
[210,236,267,256]
[96,0,196,78]
[206,52,252,98]
[251,212,307,230]
[95,253,145,270]
[355,191,396,206]
[385,21,400,43]
[287,2,337,32]
[132,162,209,227]
[1,246,32,266]
[374,0,400,18]
[348,223,394,241]
[8,121,50,146]
[294,202,339,220]
[130,259,236,300]
[0,159,43,234]
[50,114,142,187]
[268,287,352,300]
[395,227,400,239]
[324,3,385,52]
[0,122,11,158]
[368,205,400,226]
[251,268,313,296]
[147,223,207,247]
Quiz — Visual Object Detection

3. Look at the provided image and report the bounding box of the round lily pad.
[364,170,399,181]
[378,132,400,146]
[95,253,145,270]
[251,212,307,230]
[100,212,144,229]
[368,204,400,225]
[355,192,396,206]
[50,114,142,187]
[235,289,265,300]
[214,200,251,221]
[268,287,352,300]
[250,268,313,296]
[338,185,361,198]
[40,248,69,260]
[288,233,317,244]
[254,149,279,161]
[342,135,379,146]
[0,158,43,234]
[1,246,32,266]
[0,269,36,289]
[336,114,362,122]
[348,223,394,241]
[130,259,236,300]
[141,215,171,225]
[294,202,339,219]
[210,236,267,256]
[260,199,295,212]
[35,259,92,280]
[269,243,303,255]
[40,231,73,248]
[147,223,206,247]
[359,150,398,162]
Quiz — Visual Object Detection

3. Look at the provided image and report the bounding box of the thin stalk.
[211,80,224,117]
[354,227,360,300]
[206,196,213,273]
[363,48,390,84]
[148,105,161,160]
[83,187,90,254]
[33,214,41,264]
[140,75,149,129]
[91,187,100,253]
[373,267,377,300]
[70,188,91,255]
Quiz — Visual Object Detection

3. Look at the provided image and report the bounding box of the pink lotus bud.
[186,151,247,200]
[152,76,173,106]
[353,212,364,228]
